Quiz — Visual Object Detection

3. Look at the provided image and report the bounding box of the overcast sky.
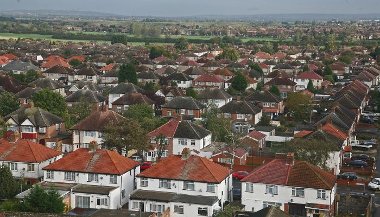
[2,0,380,17]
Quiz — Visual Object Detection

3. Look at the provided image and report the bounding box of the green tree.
[149,46,170,59]
[0,165,19,199]
[231,73,248,92]
[203,105,231,142]
[103,118,148,155]
[217,47,240,61]
[68,59,82,67]
[65,100,92,128]
[307,80,315,93]
[155,134,168,161]
[124,104,165,132]
[32,89,67,118]
[174,37,189,50]
[269,85,280,96]
[110,34,128,45]
[0,91,19,116]
[325,34,336,52]
[286,92,312,122]
[257,115,271,126]
[186,87,197,98]
[214,204,243,217]
[20,185,65,214]
[118,63,137,84]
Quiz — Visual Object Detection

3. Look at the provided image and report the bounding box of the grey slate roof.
[183,67,207,76]
[2,60,39,72]
[130,190,218,206]
[198,88,232,100]
[109,82,144,94]
[112,93,154,106]
[43,65,74,75]
[220,100,261,114]
[72,184,118,195]
[16,87,42,99]
[162,96,205,110]
[76,66,98,76]
[66,90,105,103]
[6,106,63,127]
[174,120,211,139]
[29,78,64,89]
[137,71,159,80]
[166,72,192,81]
[245,90,282,103]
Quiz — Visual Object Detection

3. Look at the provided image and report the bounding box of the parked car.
[130,155,143,162]
[347,160,368,168]
[140,162,152,170]
[232,171,249,180]
[351,154,375,163]
[337,172,358,180]
[368,178,380,190]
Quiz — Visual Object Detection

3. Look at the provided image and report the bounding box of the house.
[108,82,144,109]
[146,119,212,160]
[41,55,70,70]
[240,130,267,152]
[241,154,337,216]
[100,63,117,73]
[155,87,185,102]
[294,71,323,90]
[264,77,296,99]
[74,66,99,83]
[212,68,234,81]
[0,136,62,184]
[111,92,155,113]
[193,74,224,90]
[42,65,74,81]
[15,87,42,105]
[2,60,39,74]
[129,154,232,216]
[161,96,206,119]
[220,100,262,125]
[66,90,106,109]
[137,71,160,85]
[5,105,65,144]
[253,52,272,63]
[204,143,249,166]
[165,72,193,89]
[245,91,285,119]
[197,88,233,108]
[70,109,125,152]
[183,67,207,79]
[43,148,140,209]
[29,78,66,96]
[100,70,118,86]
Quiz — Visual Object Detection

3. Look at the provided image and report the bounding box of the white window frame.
[110,175,117,184]
[198,207,208,216]
[88,173,99,182]
[266,185,278,195]
[96,198,108,206]
[183,181,195,191]
[246,183,254,193]
[159,179,171,189]
[207,183,216,193]
[317,189,326,199]
[10,163,17,171]
[85,131,96,137]
[178,139,187,146]
[46,170,54,179]
[27,164,35,172]
[38,127,46,133]
[174,205,184,214]
[132,201,139,210]
[191,140,196,146]
[140,178,148,187]
[263,201,281,208]
[64,172,75,181]
[292,187,305,197]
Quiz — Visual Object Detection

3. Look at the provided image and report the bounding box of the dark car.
[232,171,249,180]
[351,154,375,163]
[140,162,152,170]
[348,160,368,168]
[337,172,358,180]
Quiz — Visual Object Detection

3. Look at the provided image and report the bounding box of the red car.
[232,171,249,180]
[140,162,152,170]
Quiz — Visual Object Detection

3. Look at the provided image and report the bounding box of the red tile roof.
[213,68,234,77]
[247,130,266,140]
[138,155,230,183]
[43,148,139,175]
[194,74,224,83]
[321,123,348,141]
[0,139,61,163]
[3,53,17,60]
[148,119,180,138]
[68,55,86,62]
[0,56,10,65]
[254,52,272,59]
[41,56,70,69]
[296,71,323,80]
[100,63,116,72]
[242,159,336,190]
[294,130,313,138]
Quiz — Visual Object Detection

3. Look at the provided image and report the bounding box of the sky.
[2,0,380,17]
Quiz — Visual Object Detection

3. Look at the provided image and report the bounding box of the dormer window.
[38,127,46,133]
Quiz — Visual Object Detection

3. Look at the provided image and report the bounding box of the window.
[110,175,117,184]
[207,183,216,193]
[178,139,187,146]
[132,201,139,210]
[292,187,305,197]
[55,124,60,131]
[96,198,108,206]
[46,170,54,179]
[246,183,254,193]
[21,126,34,133]
[85,131,96,137]
[218,158,232,164]
[237,114,245,119]
[10,163,17,171]
[266,185,278,195]
[27,164,35,172]
[317,189,326,199]
[121,189,125,198]
[64,172,75,181]
[159,179,171,189]
[167,111,172,116]
[183,181,195,191]
[198,207,208,216]
[38,127,46,133]
[98,132,103,138]
[76,196,90,208]
[191,140,196,146]
[88,173,98,182]
[174,205,184,214]
[150,204,165,213]
[263,201,281,208]
[140,178,148,187]
[180,109,186,115]
[224,113,231,118]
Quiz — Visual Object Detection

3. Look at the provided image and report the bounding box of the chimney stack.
[286,152,294,165]
[6,131,20,143]
[181,148,191,160]
[89,141,98,152]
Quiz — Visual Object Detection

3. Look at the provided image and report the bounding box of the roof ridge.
[187,121,201,139]
[105,150,123,174]
[199,157,220,182]
[26,140,38,162]
[37,108,49,126]
[304,161,333,189]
